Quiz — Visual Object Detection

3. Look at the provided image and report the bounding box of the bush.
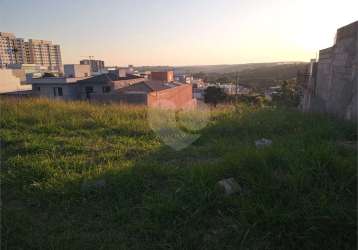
[204,86,227,107]
[272,80,300,107]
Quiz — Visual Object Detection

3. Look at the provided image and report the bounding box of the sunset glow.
[1,0,357,66]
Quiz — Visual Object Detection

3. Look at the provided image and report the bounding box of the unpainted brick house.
[30,70,196,109]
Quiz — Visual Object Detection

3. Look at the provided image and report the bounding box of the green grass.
[1,98,357,250]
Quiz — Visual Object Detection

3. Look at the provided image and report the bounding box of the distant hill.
[175,62,306,74]
[235,63,309,89]
[134,62,309,90]
[134,62,306,74]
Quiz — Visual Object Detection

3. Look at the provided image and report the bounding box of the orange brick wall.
[147,84,196,109]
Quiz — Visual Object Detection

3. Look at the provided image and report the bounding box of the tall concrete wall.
[302,21,358,121]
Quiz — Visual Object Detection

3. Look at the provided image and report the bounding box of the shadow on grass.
[1,107,357,250]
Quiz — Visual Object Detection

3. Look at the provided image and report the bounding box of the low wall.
[147,84,196,109]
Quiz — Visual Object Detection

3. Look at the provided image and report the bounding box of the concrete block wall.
[302,21,358,121]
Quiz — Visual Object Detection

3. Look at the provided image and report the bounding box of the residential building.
[105,65,141,76]
[151,71,174,82]
[193,88,205,100]
[64,64,91,78]
[175,74,193,84]
[210,83,235,95]
[31,77,82,100]
[6,63,49,81]
[27,39,62,71]
[28,70,195,108]
[237,85,252,95]
[127,65,135,74]
[7,63,48,74]
[0,32,62,71]
[80,59,105,75]
[264,85,281,100]
[139,71,151,79]
[117,81,196,108]
[0,32,28,66]
[77,73,145,100]
[107,68,127,77]
[29,72,144,101]
[302,21,358,120]
[191,78,206,88]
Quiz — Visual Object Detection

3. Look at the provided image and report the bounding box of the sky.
[0,0,357,66]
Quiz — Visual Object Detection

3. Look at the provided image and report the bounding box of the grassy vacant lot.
[1,98,356,250]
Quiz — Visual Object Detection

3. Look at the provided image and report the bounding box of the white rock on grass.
[255,138,272,148]
[216,178,241,195]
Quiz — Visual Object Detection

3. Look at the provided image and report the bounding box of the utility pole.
[235,71,239,103]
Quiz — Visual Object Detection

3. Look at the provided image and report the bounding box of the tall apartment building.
[0,32,28,65]
[0,32,62,71]
[27,39,62,71]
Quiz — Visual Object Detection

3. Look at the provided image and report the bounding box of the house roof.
[145,81,180,91]
[77,73,143,84]
[0,90,33,96]
[29,77,85,85]
[117,81,182,94]
[120,74,144,80]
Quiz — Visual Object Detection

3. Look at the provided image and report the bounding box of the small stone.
[30,182,41,188]
[255,138,272,148]
[81,179,106,192]
[216,178,241,195]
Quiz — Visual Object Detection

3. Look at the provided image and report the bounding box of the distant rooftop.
[118,80,182,94]
[77,73,143,84]
[29,77,89,85]
[145,81,181,91]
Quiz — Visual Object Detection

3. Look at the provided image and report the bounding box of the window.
[85,86,94,99]
[53,87,63,97]
[85,86,93,93]
[102,86,111,93]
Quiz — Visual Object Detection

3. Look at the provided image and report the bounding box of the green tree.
[204,86,227,107]
[216,76,230,83]
[272,80,300,107]
[43,72,56,78]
